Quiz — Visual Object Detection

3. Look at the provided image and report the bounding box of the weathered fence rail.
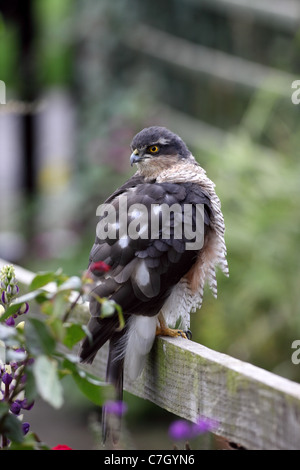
[1,258,300,450]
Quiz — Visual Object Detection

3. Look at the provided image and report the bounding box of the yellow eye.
[149,145,160,154]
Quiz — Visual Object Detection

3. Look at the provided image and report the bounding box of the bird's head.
[130,126,192,176]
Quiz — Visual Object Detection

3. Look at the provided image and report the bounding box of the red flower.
[52,444,73,450]
[89,261,110,273]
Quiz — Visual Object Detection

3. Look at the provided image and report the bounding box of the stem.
[1,381,10,448]
[9,362,27,402]
[2,431,8,449]
[62,291,81,323]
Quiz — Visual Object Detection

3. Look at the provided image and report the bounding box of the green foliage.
[0,265,121,449]
[0,20,19,90]
[33,0,74,86]
[33,355,64,409]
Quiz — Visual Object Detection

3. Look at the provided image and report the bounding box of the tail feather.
[79,316,118,364]
[80,313,155,445]
[79,315,128,445]
[102,331,126,445]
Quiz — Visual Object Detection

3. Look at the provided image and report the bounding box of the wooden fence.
[1,258,300,450]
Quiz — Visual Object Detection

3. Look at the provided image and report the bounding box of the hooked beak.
[130,149,142,166]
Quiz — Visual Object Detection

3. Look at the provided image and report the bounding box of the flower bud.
[12,285,19,295]
[16,321,25,331]
[22,422,30,435]
[21,399,34,411]
[1,291,8,304]
[5,316,15,326]
[10,400,22,415]
[2,372,13,385]
[18,302,29,315]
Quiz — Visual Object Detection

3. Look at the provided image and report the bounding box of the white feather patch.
[134,260,150,287]
[125,315,157,381]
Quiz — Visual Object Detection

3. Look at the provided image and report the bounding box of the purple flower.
[21,399,34,410]
[168,416,218,441]
[20,374,27,384]
[18,302,29,315]
[12,285,19,295]
[14,347,26,355]
[191,417,218,437]
[22,422,30,435]
[104,400,127,416]
[2,372,13,385]
[5,316,15,327]
[1,291,8,304]
[168,420,192,441]
[10,400,22,415]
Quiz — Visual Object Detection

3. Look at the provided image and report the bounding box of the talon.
[156,326,187,339]
[184,329,192,340]
[156,313,189,339]
[178,330,187,339]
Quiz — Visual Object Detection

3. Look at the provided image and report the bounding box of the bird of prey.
[79,126,228,442]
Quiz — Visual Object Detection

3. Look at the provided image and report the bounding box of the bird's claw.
[156,326,192,340]
[176,329,187,339]
[184,329,192,340]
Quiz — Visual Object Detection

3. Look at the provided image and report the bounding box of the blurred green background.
[1,0,300,449]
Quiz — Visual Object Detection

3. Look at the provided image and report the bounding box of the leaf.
[34,292,53,305]
[48,316,65,342]
[25,318,56,356]
[62,358,108,406]
[63,323,86,349]
[58,276,82,292]
[0,401,9,419]
[24,367,37,403]
[1,413,24,443]
[30,271,58,291]
[33,355,63,409]
[51,291,69,318]
[40,299,54,315]
[0,303,21,321]
[72,372,108,406]
[8,432,50,450]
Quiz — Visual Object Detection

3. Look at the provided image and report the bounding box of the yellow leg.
[156,312,189,339]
